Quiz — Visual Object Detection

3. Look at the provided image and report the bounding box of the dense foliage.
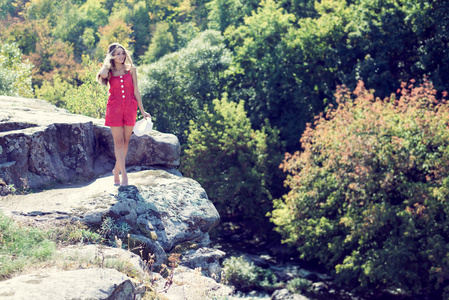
[139,30,231,143]
[3,0,449,295]
[182,96,284,231]
[0,42,33,97]
[222,256,279,291]
[271,79,449,296]
[2,0,449,150]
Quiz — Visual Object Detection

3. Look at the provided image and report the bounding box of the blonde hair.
[97,43,134,85]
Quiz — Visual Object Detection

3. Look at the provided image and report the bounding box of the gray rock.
[271,288,310,300]
[1,169,220,266]
[311,282,329,292]
[109,170,220,263]
[0,268,142,299]
[58,244,148,277]
[180,247,226,278]
[155,266,234,300]
[0,96,180,190]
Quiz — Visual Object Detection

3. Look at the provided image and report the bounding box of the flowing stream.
[210,224,422,300]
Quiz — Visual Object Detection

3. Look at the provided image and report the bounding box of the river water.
[209,223,425,300]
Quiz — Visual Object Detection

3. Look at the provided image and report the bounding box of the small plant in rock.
[47,219,103,246]
[140,251,181,297]
[287,277,312,294]
[100,217,132,247]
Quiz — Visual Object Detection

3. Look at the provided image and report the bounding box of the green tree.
[52,1,88,58]
[182,95,283,232]
[0,18,38,55]
[129,1,152,57]
[79,0,109,55]
[403,0,449,93]
[24,0,61,25]
[206,0,244,32]
[271,79,449,296]
[277,0,316,19]
[96,18,134,59]
[0,0,28,19]
[140,22,174,64]
[0,42,33,97]
[139,29,231,143]
[173,21,200,50]
[26,19,79,88]
[63,55,108,119]
[224,0,302,150]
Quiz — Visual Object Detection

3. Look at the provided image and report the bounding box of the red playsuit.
[105,71,138,127]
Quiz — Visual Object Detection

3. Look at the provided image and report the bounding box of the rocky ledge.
[0,96,180,190]
[1,162,221,267]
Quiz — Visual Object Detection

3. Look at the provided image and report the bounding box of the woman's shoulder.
[126,64,136,71]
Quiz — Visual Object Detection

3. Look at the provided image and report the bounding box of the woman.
[97,43,151,186]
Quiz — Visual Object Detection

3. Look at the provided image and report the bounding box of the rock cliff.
[0,96,180,190]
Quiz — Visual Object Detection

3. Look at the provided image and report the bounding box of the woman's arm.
[99,65,110,79]
[131,66,151,119]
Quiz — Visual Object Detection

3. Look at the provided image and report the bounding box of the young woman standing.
[97,43,151,186]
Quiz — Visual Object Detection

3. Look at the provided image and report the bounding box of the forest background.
[2,0,449,297]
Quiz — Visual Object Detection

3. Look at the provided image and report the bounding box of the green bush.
[287,277,311,294]
[34,74,72,107]
[271,79,449,296]
[139,30,232,143]
[222,256,279,291]
[0,42,33,97]
[35,55,108,119]
[182,95,284,233]
[100,217,132,247]
[223,256,259,290]
[63,55,108,119]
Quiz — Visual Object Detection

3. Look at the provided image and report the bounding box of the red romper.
[105,71,138,127]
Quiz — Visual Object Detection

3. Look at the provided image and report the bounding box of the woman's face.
[113,48,126,65]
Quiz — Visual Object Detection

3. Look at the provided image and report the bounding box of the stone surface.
[0,169,220,266]
[58,244,148,277]
[0,268,141,299]
[271,289,310,300]
[180,247,226,278]
[55,245,232,299]
[154,266,234,300]
[0,243,232,300]
[109,170,220,265]
[0,96,180,189]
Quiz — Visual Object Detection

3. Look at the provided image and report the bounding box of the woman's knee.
[114,138,126,149]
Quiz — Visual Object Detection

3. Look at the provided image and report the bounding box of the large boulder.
[0,96,180,190]
[110,171,219,251]
[180,247,226,278]
[0,169,220,266]
[0,268,142,299]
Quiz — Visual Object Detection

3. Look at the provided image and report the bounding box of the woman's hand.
[103,55,112,69]
[142,111,151,119]
[99,63,110,78]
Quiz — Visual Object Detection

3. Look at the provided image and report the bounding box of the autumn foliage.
[271,79,449,296]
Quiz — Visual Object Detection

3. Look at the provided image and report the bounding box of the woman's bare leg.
[111,126,134,186]
[111,126,126,185]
